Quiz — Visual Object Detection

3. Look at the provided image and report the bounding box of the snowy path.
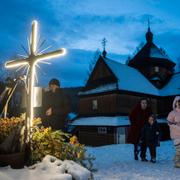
[87,141,180,180]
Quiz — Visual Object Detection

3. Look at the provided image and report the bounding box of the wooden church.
[70,26,180,146]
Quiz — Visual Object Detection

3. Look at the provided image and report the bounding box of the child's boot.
[150,158,156,163]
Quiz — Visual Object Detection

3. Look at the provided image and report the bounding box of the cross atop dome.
[146,18,153,43]
[101,38,107,58]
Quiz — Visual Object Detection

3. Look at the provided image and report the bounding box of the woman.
[127,98,152,160]
[167,96,180,168]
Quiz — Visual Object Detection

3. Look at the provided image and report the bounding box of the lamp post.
[5,20,66,136]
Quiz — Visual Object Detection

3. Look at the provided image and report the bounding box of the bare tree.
[132,42,144,57]
[84,49,101,84]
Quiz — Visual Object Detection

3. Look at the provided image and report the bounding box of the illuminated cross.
[5,20,66,132]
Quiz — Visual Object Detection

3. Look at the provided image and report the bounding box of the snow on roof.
[67,112,78,120]
[160,72,180,96]
[79,83,117,95]
[157,118,168,124]
[70,116,167,126]
[71,116,130,126]
[104,58,159,95]
[81,57,180,96]
[150,76,161,81]
[150,45,168,59]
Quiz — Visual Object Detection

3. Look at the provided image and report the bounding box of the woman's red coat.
[127,103,152,144]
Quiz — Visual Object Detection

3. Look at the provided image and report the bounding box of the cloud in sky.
[1,0,180,57]
[0,0,180,86]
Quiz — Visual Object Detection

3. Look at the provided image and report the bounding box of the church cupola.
[127,20,176,89]
[102,50,107,58]
[146,19,153,43]
[146,27,153,43]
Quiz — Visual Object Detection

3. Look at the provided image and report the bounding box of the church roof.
[160,72,180,96]
[80,57,180,96]
[104,58,159,95]
[128,28,175,69]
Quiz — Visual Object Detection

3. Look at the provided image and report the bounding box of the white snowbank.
[0,155,91,180]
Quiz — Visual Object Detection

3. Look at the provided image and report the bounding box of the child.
[140,114,160,163]
[167,96,180,168]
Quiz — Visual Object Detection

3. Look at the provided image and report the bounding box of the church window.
[92,99,98,110]
[98,127,107,134]
[154,66,159,72]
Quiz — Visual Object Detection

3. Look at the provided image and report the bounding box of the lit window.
[92,99,98,110]
[98,127,107,134]
[154,66,159,72]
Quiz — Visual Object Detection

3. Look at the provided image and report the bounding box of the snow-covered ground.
[0,141,179,180]
[88,141,179,180]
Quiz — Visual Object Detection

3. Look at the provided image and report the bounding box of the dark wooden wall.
[77,126,115,146]
[79,92,175,117]
[156,97,174,117]
[79,93,156,116]
[139,65,172,79]
[137,65,173,88]
[79,94,117,116]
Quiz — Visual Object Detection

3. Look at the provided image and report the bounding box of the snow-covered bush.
[29,155,92,180]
